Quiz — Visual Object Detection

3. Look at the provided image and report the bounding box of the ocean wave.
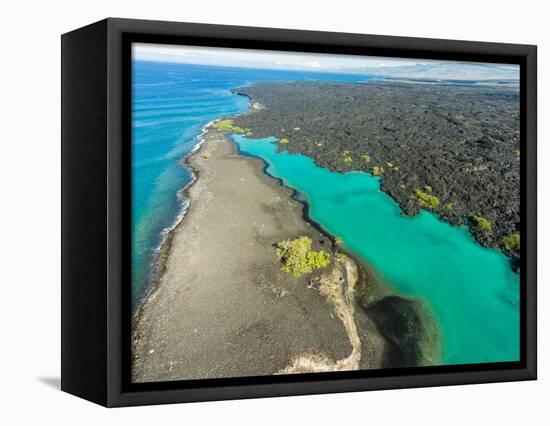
[133,99,228,113]
[190,119,215,153]
[133,115,210,129]
[133,81,176,88]
[142,119,215,298]
[134,105,231,121]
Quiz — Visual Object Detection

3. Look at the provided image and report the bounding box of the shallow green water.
[233,134,520,365]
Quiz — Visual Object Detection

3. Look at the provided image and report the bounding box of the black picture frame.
[61,17,537,407]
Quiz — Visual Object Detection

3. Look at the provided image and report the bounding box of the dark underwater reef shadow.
[360,295,442,368]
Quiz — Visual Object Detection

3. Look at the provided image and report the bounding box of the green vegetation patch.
[444,202,453,212]
[212,119,244,134]
[275,236,331,277]
[502,232,520,250]
[279,138,289,144]
[470,214,492,232]
[361,154,371,163]
[414,189,440,209]
[342,155,353,163]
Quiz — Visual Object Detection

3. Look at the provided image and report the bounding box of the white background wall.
[0,0,546,424]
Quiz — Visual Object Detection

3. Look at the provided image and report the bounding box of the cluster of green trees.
[385,161,399,172]
[275,236,331,277]
[339,150,353,163]
[470,214,492,232]
[212,120,256,137]
[212,119,245,134]
[414,188,440,209]
[502,232,520,250]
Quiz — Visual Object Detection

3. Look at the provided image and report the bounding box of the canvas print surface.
[130,43,520,383]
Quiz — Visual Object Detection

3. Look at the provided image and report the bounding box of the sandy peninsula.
[132,127,390,382]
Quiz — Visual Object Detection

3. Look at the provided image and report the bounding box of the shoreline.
[133,126,356,380]
[131,122,410,382]
[132,119,217,314]
[231,138,393,301]
[132,118,439,382]
[135,118,383,321]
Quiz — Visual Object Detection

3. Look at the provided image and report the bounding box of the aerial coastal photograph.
[130,43,520,383]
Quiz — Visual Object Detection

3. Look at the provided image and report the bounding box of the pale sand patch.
[278,255,362,374]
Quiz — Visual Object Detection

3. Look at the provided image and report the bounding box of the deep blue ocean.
[132,60,373,307]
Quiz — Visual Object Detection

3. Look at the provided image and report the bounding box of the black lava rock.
[232,81,520,267]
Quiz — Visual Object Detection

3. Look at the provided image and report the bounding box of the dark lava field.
[231,81,520,268]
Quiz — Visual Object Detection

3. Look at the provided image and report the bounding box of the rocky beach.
[132,127,430,382]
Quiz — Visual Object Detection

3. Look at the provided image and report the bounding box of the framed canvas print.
[61,18,537,407]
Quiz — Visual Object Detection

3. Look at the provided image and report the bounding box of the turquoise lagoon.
[232,134,520,365]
